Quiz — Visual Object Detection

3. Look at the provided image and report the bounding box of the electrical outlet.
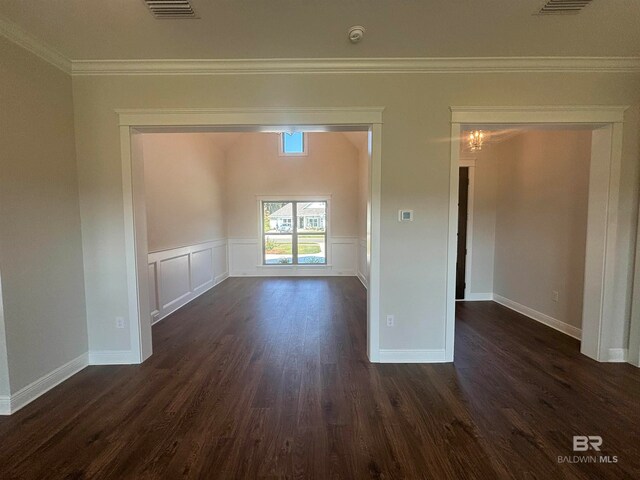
[386,315,395,327]
[115,316,125,329]
[552,291,559,302]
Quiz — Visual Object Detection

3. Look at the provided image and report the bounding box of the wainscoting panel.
[148,239,228,324]
[191,248,214,291]
[358,237,368,288]
[160,254,191,310]
[228,236,358,277]
[148,262,159,317]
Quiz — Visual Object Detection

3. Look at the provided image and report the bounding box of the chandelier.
[468,130,485,151]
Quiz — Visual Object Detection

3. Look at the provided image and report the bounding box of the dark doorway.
[456,167,469,299]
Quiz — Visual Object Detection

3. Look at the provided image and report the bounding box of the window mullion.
[292,201,298,264]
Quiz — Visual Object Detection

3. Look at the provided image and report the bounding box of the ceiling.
[0,0,638,60]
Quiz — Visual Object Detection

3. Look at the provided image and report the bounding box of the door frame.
[447,106,627,362]
[118,107,384,363]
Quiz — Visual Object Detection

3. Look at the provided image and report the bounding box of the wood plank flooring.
[0,277,638,479]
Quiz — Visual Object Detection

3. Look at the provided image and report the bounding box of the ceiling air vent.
[144,0,198,19]
[537,0,593,15]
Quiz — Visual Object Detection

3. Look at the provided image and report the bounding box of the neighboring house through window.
[262,200,327,265]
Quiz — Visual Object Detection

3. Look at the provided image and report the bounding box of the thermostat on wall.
[399,210,414,222]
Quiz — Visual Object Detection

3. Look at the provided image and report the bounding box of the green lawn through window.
[265,244,321,255]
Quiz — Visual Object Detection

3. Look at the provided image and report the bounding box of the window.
[280,132,307,156]
[262,200,327,265]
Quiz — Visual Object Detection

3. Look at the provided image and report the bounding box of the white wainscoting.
[229,236,358,277]
[357,237,368,288]
[148,239,229,324]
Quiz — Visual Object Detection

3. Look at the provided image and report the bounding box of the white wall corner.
[0,396,10,415]
[88,350,139,365]
[1,352,89,415]
[493,294,582,340]
[606,348,628,363]
[378,349,447,363]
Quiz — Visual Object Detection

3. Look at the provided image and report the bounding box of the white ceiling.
[0,0,638,60]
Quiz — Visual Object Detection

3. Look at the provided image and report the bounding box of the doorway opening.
[118,107,383,364]
[448,106,627,363]
[456,166,470,300]
[455,125,593,343]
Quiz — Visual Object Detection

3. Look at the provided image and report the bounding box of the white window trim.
[257,195,331,267]
[279,132,308,156]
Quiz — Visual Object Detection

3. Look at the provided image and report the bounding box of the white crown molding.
[71,56,640,76]
[0,15,71,74]
[0,16,638,78]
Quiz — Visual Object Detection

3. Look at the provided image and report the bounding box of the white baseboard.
[606,348,628,363]
[493,294,582,340]
[214,272,229,285]
[357,271,368,289]
[0,396,10,415]
[458,293,493,301]
[0,352,89,415]
[151,269,228,327]
[379,349,447,363]
[88,350,139,365]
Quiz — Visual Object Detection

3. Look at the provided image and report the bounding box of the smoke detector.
[348,26,365,44]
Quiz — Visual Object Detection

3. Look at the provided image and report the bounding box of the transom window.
[280,132,307,156]
[262,200,327,265]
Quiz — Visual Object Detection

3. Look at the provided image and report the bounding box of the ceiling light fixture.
[348,26,365,43]
[468,130,485,151]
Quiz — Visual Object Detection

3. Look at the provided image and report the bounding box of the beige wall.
[225,132,360,238]
[491,130,592,329]
[142,133,227,252]
[0,37,87,393]
[71,71,640,353]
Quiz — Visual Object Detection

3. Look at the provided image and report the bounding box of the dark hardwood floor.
[0,277,638,479]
